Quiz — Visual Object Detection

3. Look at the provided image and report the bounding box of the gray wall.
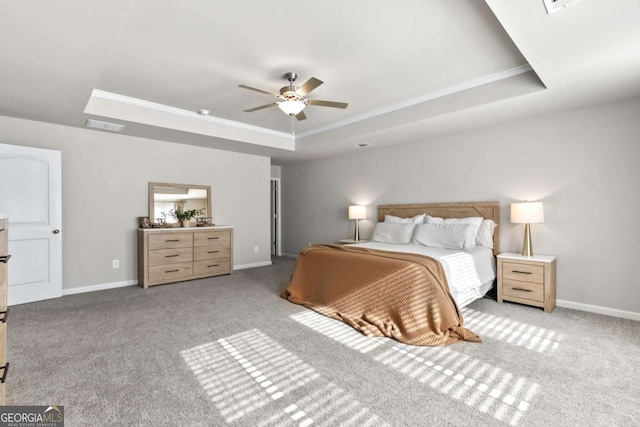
[281,97,640,315]
[0,115,271,291]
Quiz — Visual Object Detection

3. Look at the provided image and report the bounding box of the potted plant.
[162,206,205,228]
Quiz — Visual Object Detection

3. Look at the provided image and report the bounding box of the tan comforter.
[282,244,480,346]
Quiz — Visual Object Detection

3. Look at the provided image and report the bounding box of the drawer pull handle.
[512,287,533,292]
[165,269,180,273]
[512,270,532,275]
[165,239,180,242]
[0,309,8,323]
[0,363,9,384]
[165,254,180,258]
[207,250,219,254]
[0,228,5,232]
[207,264,219,268]
[207,237,219,240]
[0,254,11,263]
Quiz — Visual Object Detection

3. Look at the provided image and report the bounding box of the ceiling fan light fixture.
[277,100,306,116]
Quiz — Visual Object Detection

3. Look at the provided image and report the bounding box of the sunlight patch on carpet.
[461,308,562,353]
[182,329,389,426]
[290,310,388,353]
[374,345,539,426]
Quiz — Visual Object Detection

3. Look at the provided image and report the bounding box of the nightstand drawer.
[502,279,544,302]
[502,262,544,284]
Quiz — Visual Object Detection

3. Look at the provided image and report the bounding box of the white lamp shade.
[348,205,367,220]
[277,100,306,115]
[511,202,544,224]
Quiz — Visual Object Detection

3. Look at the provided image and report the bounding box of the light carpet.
[7,257,640,426]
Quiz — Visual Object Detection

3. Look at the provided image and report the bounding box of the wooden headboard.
[378,202,500,255]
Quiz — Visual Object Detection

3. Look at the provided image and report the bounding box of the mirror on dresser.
[148,182,211,225]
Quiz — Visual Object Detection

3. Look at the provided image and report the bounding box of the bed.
[283,202,500,346]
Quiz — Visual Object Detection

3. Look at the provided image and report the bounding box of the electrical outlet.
[254,246,259,253]
[112,259,119,269]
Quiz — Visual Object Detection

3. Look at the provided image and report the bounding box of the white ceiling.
[1,0,639,164]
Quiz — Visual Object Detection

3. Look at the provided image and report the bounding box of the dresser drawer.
[149,232,193,250]
[194,246,231,261]
[194,230,230,247]
[502,279,544,302]
[149,247,193,266]
[0,321,5,365]
[149,262,193,283]
[502,262,544,284]
[194,258,230,276]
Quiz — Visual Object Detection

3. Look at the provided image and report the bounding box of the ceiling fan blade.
[295,110,307,121]
[297,77,323,96]
[238,84,280,97]
[244,103,277,112]
[307,99,348,109]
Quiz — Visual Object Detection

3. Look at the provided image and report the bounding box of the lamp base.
[353,219,360,242]
[521,223,534,256]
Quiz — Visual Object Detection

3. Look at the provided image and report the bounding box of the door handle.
[52,229,60,234]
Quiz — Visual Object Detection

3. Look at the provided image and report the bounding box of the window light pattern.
[182,329,388,426]
[374,345,539,426]
[462,308,562,353]
[290,310,388,353]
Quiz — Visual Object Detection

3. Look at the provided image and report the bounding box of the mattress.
[350,242,496,308]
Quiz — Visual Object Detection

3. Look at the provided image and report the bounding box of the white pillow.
[371,222,416,244]
[425,215,482,249]
[384,214,425,224]
[413,223,470,250]
[476,219,497,249]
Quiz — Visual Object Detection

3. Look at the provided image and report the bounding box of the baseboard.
[234,261,272,270]
[61,263,273,296]
[557,299,640,322]
[281,253,298,259]
[62,280,137,296]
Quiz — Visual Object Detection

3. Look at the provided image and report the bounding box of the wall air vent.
[85,119,124,133]
[543,0,584,14]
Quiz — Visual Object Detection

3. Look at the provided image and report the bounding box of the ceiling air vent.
[543,0,584,14]
[85,119,124,133]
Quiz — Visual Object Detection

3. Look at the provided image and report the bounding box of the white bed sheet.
[351,242,496,308]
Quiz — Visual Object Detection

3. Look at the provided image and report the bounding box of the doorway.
[270,178,281,256]
[0,143,62,305]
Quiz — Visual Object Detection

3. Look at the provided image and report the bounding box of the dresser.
[497,252,556,313]
[138,226,233,288]
[0,217,10,404]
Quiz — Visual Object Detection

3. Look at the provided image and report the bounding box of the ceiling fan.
[239,72,348,121]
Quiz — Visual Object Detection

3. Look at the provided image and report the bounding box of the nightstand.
[338,239,369,245]
[497,252,556,313]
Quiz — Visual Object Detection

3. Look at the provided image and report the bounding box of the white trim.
[557,299,640,322]
[281,253,298,259]
[90,89,292,139]
[233,261,272,270]
[62,280,137,296]
[297,64,534,139]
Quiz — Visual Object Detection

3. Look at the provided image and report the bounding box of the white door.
[0,143,62,305]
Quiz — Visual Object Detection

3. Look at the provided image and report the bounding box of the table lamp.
[348,205,367,242]
[510,201,544,257]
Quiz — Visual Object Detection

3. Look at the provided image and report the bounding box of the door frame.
[270,178,282,256]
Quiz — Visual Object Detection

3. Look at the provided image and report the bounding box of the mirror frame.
[148,182,212,223]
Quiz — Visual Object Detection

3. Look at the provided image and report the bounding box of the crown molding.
[296,64,534,139]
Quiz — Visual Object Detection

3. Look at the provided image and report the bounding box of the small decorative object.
[348,205,367,242]
[510,201,544,257]
[138,217,151,229]
[162,206,205,228]
[196,217,214,227]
